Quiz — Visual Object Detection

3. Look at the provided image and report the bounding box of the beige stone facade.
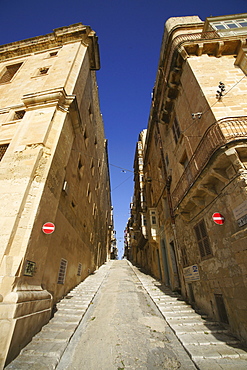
[0,24,112,366]
[128,14,247,343]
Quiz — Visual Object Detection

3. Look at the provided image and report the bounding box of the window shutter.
[0,63,22,83]
[194,220,212,258]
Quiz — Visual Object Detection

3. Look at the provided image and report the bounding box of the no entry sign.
[212,213,225,225]
[42,222,55,234]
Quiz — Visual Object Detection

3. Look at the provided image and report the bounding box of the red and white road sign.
[42,222,55,234]
[212,213,225,225]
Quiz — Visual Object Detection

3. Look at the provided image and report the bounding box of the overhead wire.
[72,75,246,191]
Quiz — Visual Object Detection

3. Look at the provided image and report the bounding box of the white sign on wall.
[233,200,247,220]
[233,201,247,227]
[183,264,200,283]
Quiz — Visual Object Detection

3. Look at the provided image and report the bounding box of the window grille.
[77,263,82,276]
[0,63,22,84]
[172,118,181,144]
[194,220,212,258]
[0,144,9,161]
[57,259,67,284]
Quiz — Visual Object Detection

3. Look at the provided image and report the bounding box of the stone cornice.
[0,23,100,70]
[22,87,75,109]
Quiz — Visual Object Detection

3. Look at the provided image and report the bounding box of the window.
[91,160,95,176]
[77,263,82,276]
[0,63,22,84]
[215,294,229,324]
[87,184,91,203]
[214,24,227,30]
[83,127,89,147]
[49,51,58,57]
[77,155,84,179]
[39,67,49,75]
[154,129,159,146]
[165,154,169,170]
[142,215,147,226]
[211,18,247,31]
[239,20,247,27]
[180,152,189,169]
[172,118,181,144]
[93,203,97,217]
[57,259,68,284]
[0,144,9,161]
[13,110,25,120]
[88,104,93,122]
[150,209,157,225]
[194,220,212,258]
[181,246,189,267]
[78,158,83,170]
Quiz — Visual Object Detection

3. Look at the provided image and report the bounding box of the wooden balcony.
[172,117,247,210]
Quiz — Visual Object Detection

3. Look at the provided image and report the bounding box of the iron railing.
[172,117,247,209]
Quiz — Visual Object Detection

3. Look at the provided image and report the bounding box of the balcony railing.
[172,117,247,210]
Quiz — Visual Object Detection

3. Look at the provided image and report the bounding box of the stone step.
[155,308,196,314]
[172,324,229,334]
[5,262,112,369]
[178,332,241,346]
[56,303,89,309]
[40,322,78,332]
[186,343,247,360]
[129,262,247,368]
[37,329,75,341]
[155,300,191,306]
[54,312,83,318]
[5,355,58,370]
[20,341,66,358]
[196,358,247,370]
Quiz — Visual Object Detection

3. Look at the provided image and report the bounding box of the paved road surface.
[57,260,196,369]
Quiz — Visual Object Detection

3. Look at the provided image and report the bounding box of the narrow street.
[6,260,247,369]
[57,259,195,370]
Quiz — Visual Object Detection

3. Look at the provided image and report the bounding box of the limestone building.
[129,13,247,343]
[0,24,113,366]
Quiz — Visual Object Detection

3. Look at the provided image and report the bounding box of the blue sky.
[0,0,246,257]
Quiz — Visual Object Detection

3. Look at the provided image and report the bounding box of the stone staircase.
[131,262,247,370]
[5,262,112,370]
